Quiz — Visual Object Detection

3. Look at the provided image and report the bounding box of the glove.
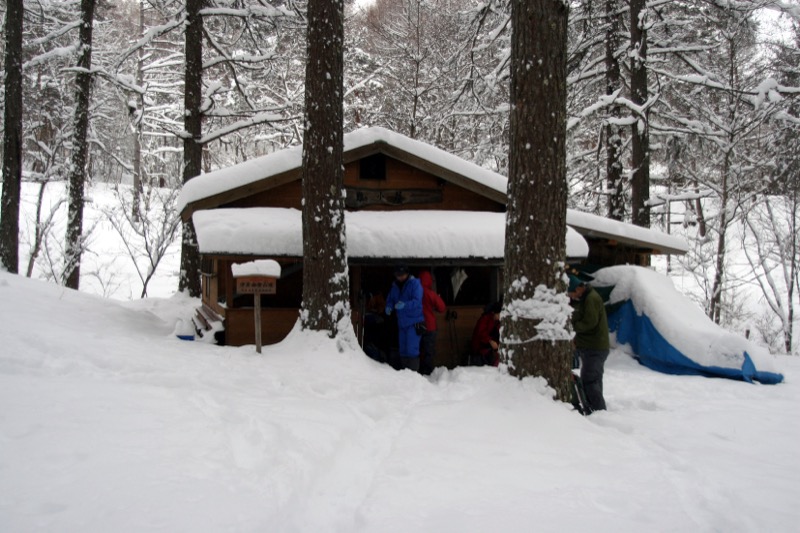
[395,301,405,310]
[385,306,392,316]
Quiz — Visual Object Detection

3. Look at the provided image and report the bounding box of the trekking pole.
[448,310,460,367]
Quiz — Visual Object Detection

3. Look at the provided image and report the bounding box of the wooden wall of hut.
[585,240,652,267]
[222,158,504,213]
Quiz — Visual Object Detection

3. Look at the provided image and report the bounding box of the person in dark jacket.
[385,266,425,371]
[470,301,502,366]
[418,271,446,375]
[568,275,610,411]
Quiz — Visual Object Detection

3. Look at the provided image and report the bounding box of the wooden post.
[231,260,281,354]
[235,276,276,353]
[254,294,262,354]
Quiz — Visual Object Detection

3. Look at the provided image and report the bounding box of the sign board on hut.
[231,260,281,353]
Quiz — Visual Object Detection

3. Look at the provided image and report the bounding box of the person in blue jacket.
[385,265,424,371]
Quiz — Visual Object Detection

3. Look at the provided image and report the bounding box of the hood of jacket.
[419,271,434,290]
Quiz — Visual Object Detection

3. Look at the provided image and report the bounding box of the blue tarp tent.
[588,266,784,385]
[607,300,784,385]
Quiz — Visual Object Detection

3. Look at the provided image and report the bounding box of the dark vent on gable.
[359,153,386,181]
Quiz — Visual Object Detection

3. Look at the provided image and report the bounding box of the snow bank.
[2,270,800,532]
[231,259,282,278]
[592,266,783,384]
[193,207,591,259]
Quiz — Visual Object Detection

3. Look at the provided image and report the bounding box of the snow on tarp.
[176,126,687,256]
[592,266,784,384]
[231,259,281,278]
[192,207,590,259]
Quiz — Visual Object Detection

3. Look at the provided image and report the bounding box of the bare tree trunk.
[630,0,650,228]
[500,0,572,401]
[709,148,731,325]
[179,0,203,297]
[605,0,624,221]
[409,0,421,139]
[1,0,24,273]
[131,0,145,223]
[300,0,350,335]
[786,186,798,353]
[26,182,46,277]
[64,0,96,289]
[693,180,707,238]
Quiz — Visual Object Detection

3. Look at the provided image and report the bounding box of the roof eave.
[576,228,689,255]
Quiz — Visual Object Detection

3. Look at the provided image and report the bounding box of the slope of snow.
[193,208,590,260]
[592,266,783,377]
[1,270,799,532]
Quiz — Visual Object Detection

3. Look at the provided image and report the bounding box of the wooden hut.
[177,127,687,367]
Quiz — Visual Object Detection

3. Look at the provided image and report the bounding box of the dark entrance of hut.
[352,264,503,370]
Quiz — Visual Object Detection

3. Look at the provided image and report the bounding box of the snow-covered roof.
[566,211,688,255]
[178,126,688,255]
[177,126,507,215]
[192,208,590,260]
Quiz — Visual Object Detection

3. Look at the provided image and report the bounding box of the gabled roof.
[178,126,689,255]
[177,126,507,218]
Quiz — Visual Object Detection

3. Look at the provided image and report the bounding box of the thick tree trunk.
[300,0,349,335]
[500,0,572,402]
[630,0,650,228]
[605,0,624,221]
[179,0,203,296]
[1,0,23,273]
[64,0,96,289]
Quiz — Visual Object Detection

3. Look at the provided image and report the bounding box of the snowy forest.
[3,2,800,530]
[1,0,800,354]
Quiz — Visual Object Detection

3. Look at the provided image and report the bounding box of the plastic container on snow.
[174,319,195,341]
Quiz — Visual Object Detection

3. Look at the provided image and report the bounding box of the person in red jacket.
[470,302,501,366]
[418,271,446,375]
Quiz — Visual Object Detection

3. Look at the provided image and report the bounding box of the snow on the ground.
[1,270,799,533]
[17,180,181,300]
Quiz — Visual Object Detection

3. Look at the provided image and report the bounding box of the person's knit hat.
[394,265,409,276]
[567,274,584,293]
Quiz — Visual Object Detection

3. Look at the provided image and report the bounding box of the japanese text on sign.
[236,276,277,295]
